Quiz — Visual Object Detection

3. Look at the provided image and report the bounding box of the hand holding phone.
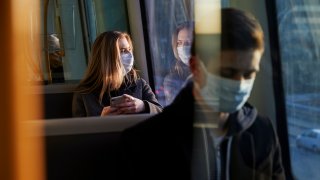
[110,95,127,107]
[109,94,146,114]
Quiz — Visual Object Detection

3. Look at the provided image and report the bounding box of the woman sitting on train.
[72,31,163,117]
[163,21,194,105]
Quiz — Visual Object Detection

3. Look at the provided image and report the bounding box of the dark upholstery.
[44,92,73,119]
[46,132,121,180]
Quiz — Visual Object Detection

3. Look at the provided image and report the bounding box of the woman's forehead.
[178,28,193,39]
[118,37,130,48]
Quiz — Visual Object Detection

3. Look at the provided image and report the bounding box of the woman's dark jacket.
[120,82,285,180]
[72,78,162,117]
[163,60,191,105]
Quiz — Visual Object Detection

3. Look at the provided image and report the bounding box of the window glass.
[143,0,194,106]
[37,0,129,84]
[143,0,232,106]
[307,132,316,138]
[89,0,129,41]
[41,0,87,83]
[276,1,320,179]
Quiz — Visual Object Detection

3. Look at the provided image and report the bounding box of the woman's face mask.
[120,52,134,74]
[177,45,191,66]
[200,72,255,113]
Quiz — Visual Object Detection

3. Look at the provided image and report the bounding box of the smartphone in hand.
[110,95,126,107]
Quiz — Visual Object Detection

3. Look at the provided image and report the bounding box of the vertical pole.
[44,0,53,84]
[0,0,44,180]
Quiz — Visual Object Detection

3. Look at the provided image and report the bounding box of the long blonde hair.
[76,31,138,103]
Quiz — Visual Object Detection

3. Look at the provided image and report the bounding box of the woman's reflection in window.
[163,21,194,105]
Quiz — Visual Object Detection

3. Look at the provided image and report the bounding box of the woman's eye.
[184,41,191,46]
[121,49,131,53]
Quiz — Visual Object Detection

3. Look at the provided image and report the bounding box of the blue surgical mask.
[120,52,134,74]
[177,46,191,66]
[200,73,254,113]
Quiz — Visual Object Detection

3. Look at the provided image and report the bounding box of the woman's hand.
[115,94,146,114]
[101,106,121,116]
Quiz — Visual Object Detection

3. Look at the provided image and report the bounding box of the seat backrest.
[30,114,153,180]
[46,131,121,179]
[44,92,74,119]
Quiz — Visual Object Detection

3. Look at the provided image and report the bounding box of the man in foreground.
[120,8,285,180]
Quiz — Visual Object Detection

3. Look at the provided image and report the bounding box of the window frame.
[265,0,294,179]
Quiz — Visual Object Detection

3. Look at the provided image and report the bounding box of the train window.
[142,0,194,106]
[276,1,320,179]
[143,0,231,106]
[26,0,131,119]
[30,0,129,84]
[84,0,130,45]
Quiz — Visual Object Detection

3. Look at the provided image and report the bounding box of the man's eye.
[220,69,235,78]
[244,72,256,79]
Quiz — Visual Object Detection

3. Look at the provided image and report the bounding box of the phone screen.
[110,95,126,107]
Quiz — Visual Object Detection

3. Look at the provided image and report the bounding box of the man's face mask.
[177,45,191,66]
[120,52,134,74]
[200,72,255,113]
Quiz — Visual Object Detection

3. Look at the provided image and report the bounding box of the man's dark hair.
[221,8,264,51]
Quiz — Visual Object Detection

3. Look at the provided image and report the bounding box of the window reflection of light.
[195,0,221,34]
